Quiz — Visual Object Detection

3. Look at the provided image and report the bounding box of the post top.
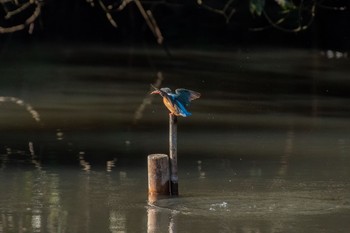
[148,154,168,159]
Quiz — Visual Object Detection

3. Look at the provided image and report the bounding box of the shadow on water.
[1,45,350,232]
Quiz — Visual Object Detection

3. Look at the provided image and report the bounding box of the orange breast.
[163,97,177,115]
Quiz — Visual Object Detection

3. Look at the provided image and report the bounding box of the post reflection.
[147,207,177,233]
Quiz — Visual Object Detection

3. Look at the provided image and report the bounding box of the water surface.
[0,45,350,232]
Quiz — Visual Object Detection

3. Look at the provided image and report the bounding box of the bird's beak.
[150,90,160,95]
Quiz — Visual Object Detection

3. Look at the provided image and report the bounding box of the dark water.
[0,45,350,232]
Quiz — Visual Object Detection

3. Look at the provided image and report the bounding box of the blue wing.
[166,94,191,117]
[174,99,192,117]
[175,89,201,107]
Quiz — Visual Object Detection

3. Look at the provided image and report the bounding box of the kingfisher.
[150,85,201,117]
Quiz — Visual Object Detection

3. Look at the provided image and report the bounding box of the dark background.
[1,0,349,51]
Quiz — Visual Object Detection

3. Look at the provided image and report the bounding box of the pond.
[0,44,350,232]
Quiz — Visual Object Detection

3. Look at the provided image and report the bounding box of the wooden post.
[169,114,178,196]
[148,154,170,204]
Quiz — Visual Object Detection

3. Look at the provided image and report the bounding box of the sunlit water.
[0,45,350,232]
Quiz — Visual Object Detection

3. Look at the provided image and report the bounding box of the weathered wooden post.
[148,154,170,204]
[169,114,178,196]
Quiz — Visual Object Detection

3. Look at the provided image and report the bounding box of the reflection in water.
[278,128,295,177]
[321,50,348,59]
[32,212,41,232]
[109,210,126,233]
[197,160,206,179]
[56,129,64,141]
[0,143,42,171]
[107,158,117,172]
[0,154,140,232]
[0,165,67,233]
[147,207,158,233]
[29,141,36,156]
[0,96,42,162]
[147,207,177,233]
[0,96,41,122]
[133,71,163,124]
[79,152,91,171]
[1,49,350,232]
[0,154,350,233]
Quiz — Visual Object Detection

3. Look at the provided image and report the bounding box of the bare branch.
[146,10,163,44]
[317,0,347,11]
[0,0,41,34]
[262,3,315,33]
[197,0,236,23]
[5,1,32,19]
[88,0,164,44]
[134,0,163,44]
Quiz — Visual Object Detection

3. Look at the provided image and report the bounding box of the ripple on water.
[154,190,350,218]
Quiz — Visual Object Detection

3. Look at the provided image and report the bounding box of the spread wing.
[175,89,201,107]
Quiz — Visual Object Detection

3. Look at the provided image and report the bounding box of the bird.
[150,85,201,117]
